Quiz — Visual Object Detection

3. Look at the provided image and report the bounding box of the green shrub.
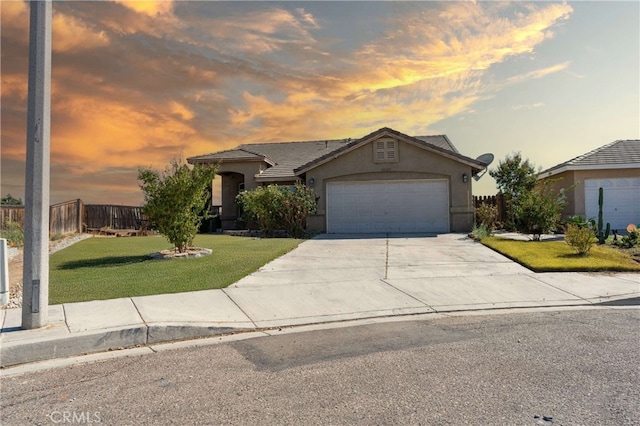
[470,224,490,241]
[0,220,24,248]
[237,183,316,238]
[564,215,589,229]
[513,180,566,241]
[476,204,499,233]
[564,223,596,255]
[614,229,639,249]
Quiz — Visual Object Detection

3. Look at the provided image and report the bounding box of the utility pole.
[22,0,52,329]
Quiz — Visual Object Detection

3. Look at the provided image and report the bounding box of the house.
[539,140,640,232]
[187,127,489,234]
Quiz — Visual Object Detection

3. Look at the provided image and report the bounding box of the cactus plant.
[596,187,610,244]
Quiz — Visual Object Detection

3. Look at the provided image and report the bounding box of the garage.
[326,180,449,233]
[585,178,640,232]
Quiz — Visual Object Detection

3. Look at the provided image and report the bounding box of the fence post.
[77,199,83,233]
[0,239,8,306]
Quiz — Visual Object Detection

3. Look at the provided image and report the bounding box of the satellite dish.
[476,153,494,166]
[473,153,494,181]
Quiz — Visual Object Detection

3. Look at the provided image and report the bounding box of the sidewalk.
[1,234,639,368]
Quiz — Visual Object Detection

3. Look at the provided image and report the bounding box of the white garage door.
[326,180,449,233]
[585,178,640,232]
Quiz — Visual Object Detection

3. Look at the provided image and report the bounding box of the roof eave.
[539,163,640,179]
[254,175,300,183]
[296,128,484,175]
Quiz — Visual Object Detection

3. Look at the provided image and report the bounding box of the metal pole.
[22,0,52,329]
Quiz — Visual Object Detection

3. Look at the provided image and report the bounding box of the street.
[1,308,639,425]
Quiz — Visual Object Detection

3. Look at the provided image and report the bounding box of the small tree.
[513,180,567,241]
[138,160,216,253]
[489,153,538,229]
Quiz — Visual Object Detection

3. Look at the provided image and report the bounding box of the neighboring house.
[188,127,488,234]
[539,140,640,232]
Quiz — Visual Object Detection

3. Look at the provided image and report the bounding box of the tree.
[513,180,567,241]
[236,183,317,238]
[1,194,23,205]
[489,153,538,229]
[138,160,217,253]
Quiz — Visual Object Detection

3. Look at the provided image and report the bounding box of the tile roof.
[541,140,640,176]
[187,148,268,163]
[415,135,459,153]
[189,127,483,180]
[240,139,349,180]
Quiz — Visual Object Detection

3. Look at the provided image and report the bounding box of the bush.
[0,220,24,248]
[237,183,316,238]
[513,180,566,241]
[470,224,490,241]
[565,223,596,255]
[614,229,639,249]
[138,160,217,253]
[476,204,499,233]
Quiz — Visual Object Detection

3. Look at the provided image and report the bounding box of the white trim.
[539,163,640,179]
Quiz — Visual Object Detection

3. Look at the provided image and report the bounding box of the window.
[374,137,398,163]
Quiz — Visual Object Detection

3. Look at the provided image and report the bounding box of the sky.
[1,1,638,206]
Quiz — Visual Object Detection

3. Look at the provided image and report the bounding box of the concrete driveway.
[227,233,639,327]
[2,233,639,368]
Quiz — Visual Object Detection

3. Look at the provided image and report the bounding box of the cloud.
[505,62,571,85]
[0,1,578,205]
[512,102,545,110]
[225,2,574,139]
[114,1,174,17]
[53,12,110,52]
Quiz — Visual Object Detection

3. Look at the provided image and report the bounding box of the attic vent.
[374,138,398,163]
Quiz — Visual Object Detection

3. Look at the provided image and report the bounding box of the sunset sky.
[1,1,638,206]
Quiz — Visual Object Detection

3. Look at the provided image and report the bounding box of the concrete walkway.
[1,234,638,368]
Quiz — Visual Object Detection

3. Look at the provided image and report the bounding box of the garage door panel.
[585,178,640,232]
[327,180,449,233]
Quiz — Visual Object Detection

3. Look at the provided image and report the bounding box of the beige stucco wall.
[304,139,475,233]
[542,168,639,219]
[217,161,265,226]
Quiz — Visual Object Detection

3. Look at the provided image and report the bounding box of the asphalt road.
[1,308,638,425]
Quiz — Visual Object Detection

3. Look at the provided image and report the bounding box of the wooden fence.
[0,205,25,228]
[1,200,144,235]
[84,204,144,230]
[50,199,84,235]
[473,194,506,224]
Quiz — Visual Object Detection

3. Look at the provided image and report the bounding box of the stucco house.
[539,140,640,232]
[188,127,489,234]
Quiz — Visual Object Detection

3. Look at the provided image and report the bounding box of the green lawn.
[49,235,303,304]
[481,237,640,272]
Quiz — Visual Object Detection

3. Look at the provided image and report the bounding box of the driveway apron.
[225,233,635,327]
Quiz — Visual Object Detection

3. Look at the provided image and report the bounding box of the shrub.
[564,215,589,229]
[614,227,639,249]
[470,224,490,241]
[513,180,566,241]
[0,220,24,248]
[565,223,596,255]
[476,204,499,233]
[138,160,217,253]
[237,183,316,238]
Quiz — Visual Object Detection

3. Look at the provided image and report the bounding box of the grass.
[49,234,303,304]
[481,237,640,272]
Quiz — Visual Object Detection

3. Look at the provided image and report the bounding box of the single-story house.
[188,127,489,234]
[539,139,640,232]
